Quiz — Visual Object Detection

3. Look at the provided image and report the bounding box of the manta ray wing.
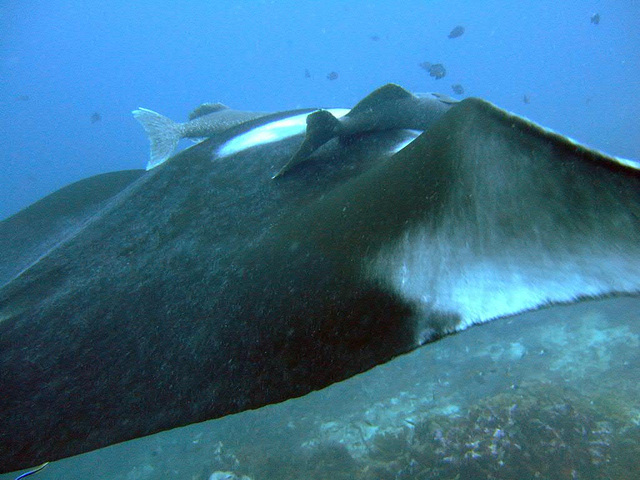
[0,97,637,473]
[0,170,145,289]
[279,98,639,339]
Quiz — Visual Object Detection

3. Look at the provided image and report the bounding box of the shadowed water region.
[5,296,637,480]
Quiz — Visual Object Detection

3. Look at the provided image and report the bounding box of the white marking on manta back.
[389,130,422,154]
[216,109,350,158]
[366,224,640,347]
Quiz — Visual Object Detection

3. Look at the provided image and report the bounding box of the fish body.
[133,103,268,169]
[419,62,447,80]
[448,25,465,38]
[452,84,465,95]
[274,84,456,177]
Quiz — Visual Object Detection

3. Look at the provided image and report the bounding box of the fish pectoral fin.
[273,109,343,178]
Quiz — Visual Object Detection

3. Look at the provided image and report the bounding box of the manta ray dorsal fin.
[348,83,415,116]
[188,102,229,120]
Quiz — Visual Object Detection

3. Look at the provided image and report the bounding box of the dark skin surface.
[1,92,638,473]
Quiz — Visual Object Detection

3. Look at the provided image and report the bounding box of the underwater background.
[1,0,639,220]
[1,1,639,479]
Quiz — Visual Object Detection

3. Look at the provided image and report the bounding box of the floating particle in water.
[448,25,465,38]
[419,62,446,80]
[326,71,339,81]
[452,84,464,95]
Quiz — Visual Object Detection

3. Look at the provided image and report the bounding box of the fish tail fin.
[132,108,183,169]
[273,109,343,178]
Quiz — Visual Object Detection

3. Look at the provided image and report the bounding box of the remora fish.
[0,85,638,474]
[274,84,457,177]
[133,102,269,169]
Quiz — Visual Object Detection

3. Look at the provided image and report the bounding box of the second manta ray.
[0,84,638,473]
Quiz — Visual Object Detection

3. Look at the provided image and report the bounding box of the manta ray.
[0,84,638,474]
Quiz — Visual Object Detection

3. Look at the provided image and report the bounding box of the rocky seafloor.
[4,297,639,480]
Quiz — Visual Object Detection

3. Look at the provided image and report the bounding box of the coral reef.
[365,383,640,480]
[230,383,640,480]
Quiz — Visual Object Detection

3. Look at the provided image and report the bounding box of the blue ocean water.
[1,0,639,220]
